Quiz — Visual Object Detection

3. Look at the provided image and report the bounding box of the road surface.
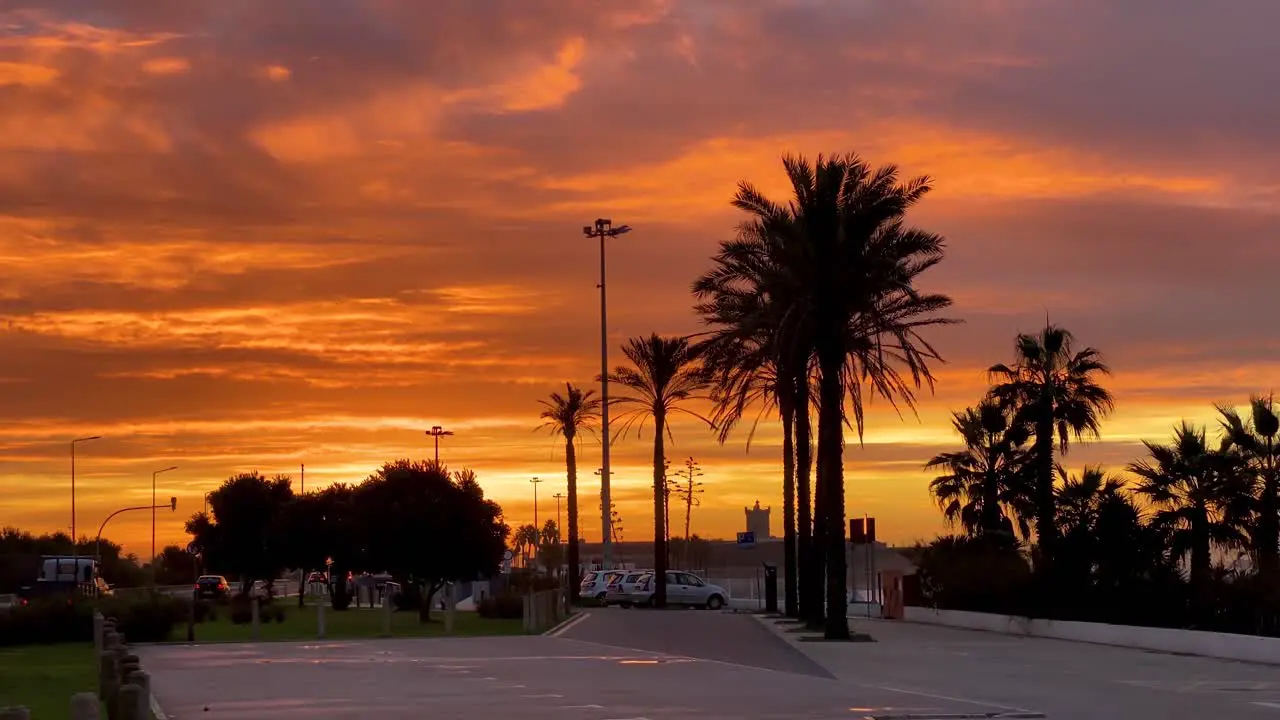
[137,607,1280,719]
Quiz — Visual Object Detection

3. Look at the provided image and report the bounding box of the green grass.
[0,643,98,719]
[176,605,525,643]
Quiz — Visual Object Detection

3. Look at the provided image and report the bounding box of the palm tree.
[537,383,601,603]
[925,399,1032,543]
[513,523,540,571]
[1217,394,1280,585]
[729,153,956,639]
[1128,422,1249,615]
[988,324,1114,580]
[607,334,711,608]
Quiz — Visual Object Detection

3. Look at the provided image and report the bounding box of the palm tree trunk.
[980,461,1002,542]
[1191,508,1211,622]
[566,436,581,605]
[1259,440,1279,587]
[653,409,668,609]
[817,351,849,640]
[797,397,821,628]
[1033,404,1057,598]
[781,399,798,617]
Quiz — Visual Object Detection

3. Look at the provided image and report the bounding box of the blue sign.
[737,531,756,546]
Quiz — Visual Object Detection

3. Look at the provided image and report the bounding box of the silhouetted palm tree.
[1217,394,1280,585]
[1129,422,1250,614]
[988,324,1114,579]
[926,399,1032,542]
[608,334,711,608]
[537,383,601,603]
[729,153,956,639]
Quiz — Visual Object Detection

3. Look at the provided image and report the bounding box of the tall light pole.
[594,467,615,546]
[152,465,178,583]
[425,425,453,463]
[552,492,564,543]
[70,435,103,577]
[530,476,542,530]
[584,218,630,568]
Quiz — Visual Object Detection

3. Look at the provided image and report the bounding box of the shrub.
[393,582,422,612]
[0,599,92,646]
[271,604,287,623]
[193,599,217,623]
[476,593,523,620]
[229,596,254,625]
[331,586,352,611]
[98,594,184,642]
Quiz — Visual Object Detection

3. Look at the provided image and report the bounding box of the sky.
[1,0,1278,558]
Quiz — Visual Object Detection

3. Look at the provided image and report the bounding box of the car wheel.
[706,594,724,610]
[596,592,607,606]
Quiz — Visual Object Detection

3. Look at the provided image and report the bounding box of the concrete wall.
[903,606,1280,665]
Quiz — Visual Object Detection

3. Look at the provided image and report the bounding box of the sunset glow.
[2,1,1277,557]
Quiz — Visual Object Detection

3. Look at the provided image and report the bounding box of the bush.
[393,582,422,612]
[193,599,217,623]
[0,599,92,646]
[98,594,184,642]
[331,586,351,611]
[476,593,523,620]
[270,604,287,623]
[229,596,254,625]
[914,536,1034,616]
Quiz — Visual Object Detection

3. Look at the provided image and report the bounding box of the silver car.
[579,570,623,603]
[632,571,728,610]
[605,570,653,608]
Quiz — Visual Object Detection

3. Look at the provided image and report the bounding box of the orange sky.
[2,1,1278,558]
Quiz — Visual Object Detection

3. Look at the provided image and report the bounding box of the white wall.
[904,607,1280,665]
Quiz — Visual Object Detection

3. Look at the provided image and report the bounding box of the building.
[744,500,771,539]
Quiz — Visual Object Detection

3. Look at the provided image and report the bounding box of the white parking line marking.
[547,611,591,637]
[1252,701,1280,710]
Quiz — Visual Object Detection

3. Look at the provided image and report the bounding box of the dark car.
[194,575,230,600]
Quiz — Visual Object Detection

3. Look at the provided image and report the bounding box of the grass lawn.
[175,605,525,643]
[0,642,98,719]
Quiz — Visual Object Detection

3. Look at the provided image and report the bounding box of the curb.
[543,611,590,637]
[150,691,167,720]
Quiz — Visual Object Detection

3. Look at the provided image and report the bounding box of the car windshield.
[624,573,643,583]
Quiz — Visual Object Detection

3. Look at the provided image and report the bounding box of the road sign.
[736,531,756,547]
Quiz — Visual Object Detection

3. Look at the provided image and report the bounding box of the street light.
[552,492,564,543]
[530,476,542,530]
[70,435,103,575]
[584,218,630,568]
[97,498,176,567]
[425,425,453,463]
[152,466,178,583]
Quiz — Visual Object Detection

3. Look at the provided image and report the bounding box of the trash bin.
[762,562,778,614]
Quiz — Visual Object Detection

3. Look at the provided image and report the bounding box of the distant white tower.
[744,500,771,539]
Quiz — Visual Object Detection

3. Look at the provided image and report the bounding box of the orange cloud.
[0,61,59,86]
[140,56,190,75]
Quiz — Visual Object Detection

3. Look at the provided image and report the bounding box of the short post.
[381,587,392,637]
[125,671,150,720]
[522,593,532,633]
[251,597,260,641]
[98,652,116,702]
[187,592,196,642]
[444,582,455,635]
[317,595,326,639]
[117,684,142,720]
[93,611,105,659]
[71,692,101,719]
[0,707,31,719]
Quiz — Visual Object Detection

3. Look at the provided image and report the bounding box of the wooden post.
[71,692,100,719]
[317,595,326,639]
[251,597,260,641]
[125,671,149,720]
[93,611,104,659]
[98,652,116,703]
[444,582,455,635]
[381,588,392,637]
[116,684,141,720]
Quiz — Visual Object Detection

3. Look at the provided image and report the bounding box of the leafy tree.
[608,333,711,608]
[354,461,508,619]
[1129,422,1250,616]
[926,399,1032,542]
[184,472,295,595]
[536,382,600,601]
[150,545,198,586]
[988,324,1114,581]
[1217,395,1280,586]
[726,153,955,638]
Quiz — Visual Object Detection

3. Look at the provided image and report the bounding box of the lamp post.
[594,467,615,548]
[552,492,564,543]
[530,476,542,530]
[152,465,178,584]
[97,497,176,566]
[70,435,103,576]
[584,218,630,568]
[425,425,453,463]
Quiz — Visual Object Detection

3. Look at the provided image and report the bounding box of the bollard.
[71,691,101,719]
[125,671,150,720]
[444,582,455,635]
[98,652,118,705]
[381,590,391,637]
[117,684,142,720]
[251,597,260,641]
[0,707,31,720]
[317,595,326,639]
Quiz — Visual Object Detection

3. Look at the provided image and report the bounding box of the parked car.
[194,575,230,600]
[579,570,623,603]
[306,571,327,584]
[632,571,727,610]
[605,571,653,608]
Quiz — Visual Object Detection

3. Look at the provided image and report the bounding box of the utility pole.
[583,218,631,568]
[152,466,178,585]
[70,435,102,579]
[301,463,305,494]
[425,425,454,463]
[593,467,615,548]
[552,492,564,543]
[530,476,542,530]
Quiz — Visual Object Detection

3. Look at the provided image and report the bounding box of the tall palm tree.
[1128,422,1249,615]
[988,324,1114,579]
[729,153,956,639]
[1217,394,1280,585]
[608,334,711,609]
[537,383,601,604]
[926,399,1032,543]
